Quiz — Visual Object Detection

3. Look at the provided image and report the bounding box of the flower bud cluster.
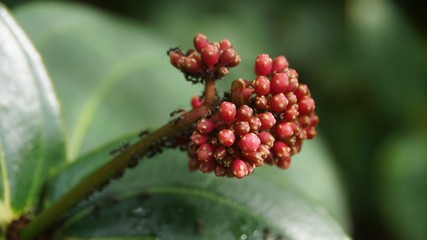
[169,33,241,83]
[186,54,318,178]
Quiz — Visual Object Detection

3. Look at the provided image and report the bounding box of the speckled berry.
[193,33,209,52]
[255,54,273,76]
[237,105,253,121]
[253,76,270,96]
[219,101,237,123]
[197,118,216,134]
[270,73,289,95]
[271,55,289,73]
[201,44,220,68]
[234,121,251,137]
[270,93,288,112]
[197,143,215,162]
[238,133,261,153]
[218,129,235,147]
[232,159,248,179]
[259,112,276,131]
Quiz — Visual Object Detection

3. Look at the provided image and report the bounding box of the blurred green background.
[3,0,427,239]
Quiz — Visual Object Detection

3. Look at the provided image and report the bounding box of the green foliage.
[0,1,352,239]
[0,3,65,229]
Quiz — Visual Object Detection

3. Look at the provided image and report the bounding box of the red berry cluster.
[169,33,241,82]
[186,54,318,179]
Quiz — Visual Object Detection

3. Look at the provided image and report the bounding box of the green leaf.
[14,2,203,161]
[0,3,65,225]
[377,131,427,240]
[48,137,350,240]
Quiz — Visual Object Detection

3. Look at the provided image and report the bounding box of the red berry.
[219,48,236,66]
[199,160,215,173]
[184,57,202,74]
[244,151,264,166]
[276,156,291,169]
[253,76,271,96]
[272,141,290,161]
[191,95,203,109]
[188,157,199,171]
[270,73,289,95]
[249,116,262,131]
[214,146,227,160]
[169,51,184,68]
[254,95,269,110]
[238,133,261,152]
[259,112,276,131]
[285,92,297,105]
[197,143,215,162]
[201,44,220,68]
[219,39,233,51]
[232,159,248,179]
[305,126,318,139]
[258,144,271,158]
[190,131,210,145]
[234,121,251,137]
[255,54,273,76]
[242,87,254,103]
[275,122,294,140]
[283,105,299,121]
[295,84,310,99]
[298,97,315,114]
[219,101,237,123]
[269,93,289,112]
[310,114,319,126]
[218,129,235,147]
[197,118,216,134]
[228,54,241,67]
[237,105,253,121]
[257,131,275,148]
[193,33,209,52]
[286,76,299,93]
[214,165,228,176]
[217,66,229,78]
[271,55,289,73]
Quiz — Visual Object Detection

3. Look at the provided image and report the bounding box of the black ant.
[109,142,130,156]
[138,130,150,138]
[167,47,181,55]
[170,108,186,118]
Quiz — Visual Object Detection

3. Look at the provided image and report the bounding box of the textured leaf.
[49,136,350,240]
[0,3,65,225]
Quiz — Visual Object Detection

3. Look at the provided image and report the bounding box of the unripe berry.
[199,160,215,173]
[228,54,241,67]
[219,48,236,66]
[197,118,216,134]
[259,112,276,131]
[257,131,275,148]
[184,57,203,74]
[214,145,227,160]
[232,159,248,179]
[253,76,270,96]
[218,129,235,147]
[197,143,215,162]
[285,92,297,105]
[244,151,263,166]
[191,95,203,109]
[169,51,184,68]
[214,165,228,176]
[238,133,261,152]
[255,54,273,76]
[271,55,289,73]
[270,73,289,95]
[272,141,290,161]
[249,116,262,131]
[193,33,209,52]
[298,96,315,114]
[237,105,253,121]
[234,121,251,137]
[269,93,289,112]
[255,95,269,110]
[190,131,210,145]
[219,39,233,51]
[219,101,237,123]
[201,44,220,68]
[275,122,294,140]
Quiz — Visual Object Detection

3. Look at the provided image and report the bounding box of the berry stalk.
[19,79,218,240]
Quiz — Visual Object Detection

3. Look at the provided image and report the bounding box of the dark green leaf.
[0,3,65,225]
[50,138,349,240]
[377,131,427,240]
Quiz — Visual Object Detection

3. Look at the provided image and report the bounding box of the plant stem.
[20,79,217,240]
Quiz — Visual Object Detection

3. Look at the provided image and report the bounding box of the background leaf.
[0,3,65,226]
[48,136,350,240]
[11,1,351,238]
